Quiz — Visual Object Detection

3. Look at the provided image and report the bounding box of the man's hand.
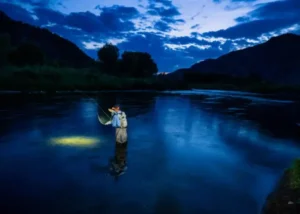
[105,121,112,125]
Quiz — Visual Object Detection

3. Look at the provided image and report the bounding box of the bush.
[289,159,300,189]
[0,66,186,91]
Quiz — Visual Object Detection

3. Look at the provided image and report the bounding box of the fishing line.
[65,85,112,125]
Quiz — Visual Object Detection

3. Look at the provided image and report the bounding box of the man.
[105,104,128,144]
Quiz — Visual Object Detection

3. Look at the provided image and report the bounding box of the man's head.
[111,104,120,111]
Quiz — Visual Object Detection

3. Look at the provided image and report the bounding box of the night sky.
[0,0,299,72]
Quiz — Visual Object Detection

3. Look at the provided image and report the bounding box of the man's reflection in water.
[109,142,128,180]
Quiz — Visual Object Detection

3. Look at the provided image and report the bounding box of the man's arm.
[111,114,121,128]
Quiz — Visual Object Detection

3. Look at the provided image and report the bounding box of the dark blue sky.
[0,0,299,72]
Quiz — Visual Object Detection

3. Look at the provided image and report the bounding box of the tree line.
[97,43,158,78]
[0,34,158,78]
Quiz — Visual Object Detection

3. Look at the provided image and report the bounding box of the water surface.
[0,91,300,214]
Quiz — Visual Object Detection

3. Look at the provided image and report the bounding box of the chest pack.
[117,111,128,128]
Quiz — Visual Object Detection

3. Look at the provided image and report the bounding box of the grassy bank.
[263,159,300,214]
[0,66,188,91]
[1,66,300,94]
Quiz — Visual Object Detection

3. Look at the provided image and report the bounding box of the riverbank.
[262,159,300,214]
[0,66,188,91]
[189,83,300,95]
[0,88,300,102]
[1,66,300,96]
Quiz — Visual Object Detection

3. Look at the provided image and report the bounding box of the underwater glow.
[50,136,100,147]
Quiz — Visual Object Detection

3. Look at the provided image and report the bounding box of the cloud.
[148,7,180,17]
[34,7,65,25]
[205,0,300,39]
[145,0,184,34]
[33,5,138,34]
[18,0,56,7]
[250,0,300,19]
[148,0,174,8]
[8,0,62,8]
[168,36,220,46]
[146,0,181,22]
[213,0,257,3]
[0,2,36,24]
[203,18,299,39]
[161,17,185,24]
[95,5,139,20]
[154,21,173,32]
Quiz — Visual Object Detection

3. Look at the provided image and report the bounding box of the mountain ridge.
[171,33,300,85]
[0,11,93,67]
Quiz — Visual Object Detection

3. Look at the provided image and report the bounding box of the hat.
[108,104,120,112]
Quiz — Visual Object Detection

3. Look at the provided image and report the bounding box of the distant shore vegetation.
[0,33,299,94]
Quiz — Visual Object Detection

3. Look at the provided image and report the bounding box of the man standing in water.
[105,104,128,144]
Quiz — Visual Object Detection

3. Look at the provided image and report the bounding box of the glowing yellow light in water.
[50,136,99,147]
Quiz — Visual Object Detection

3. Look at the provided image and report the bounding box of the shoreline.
[262,160,300,214]
[0,90,161,94]
[262,171,300,214]
[0,89,299,101]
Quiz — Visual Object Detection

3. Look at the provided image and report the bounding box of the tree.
[8,42,44,66]
[0,33,11,67]
[121,51,158,77]
[97,43,119,65]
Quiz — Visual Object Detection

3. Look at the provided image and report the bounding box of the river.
[0,90,300,214]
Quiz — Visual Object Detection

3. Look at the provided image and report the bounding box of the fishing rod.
[65,86,112,124]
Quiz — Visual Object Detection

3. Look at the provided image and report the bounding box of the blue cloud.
[154,21,173,32]
[11,0,62,8]
[18,0,52,7]
[34,7,65,25]
[33,5,137,34]
[249,0,300,19]
[148,0,173,7]
[168,36,220,46]
[213,0,257,2]
[203,18,299,39]
[0,2,36,24]
[161,17,185,24]
[95,5,139,20]
[183,45,222,60]
[148,7,180,17]
[209,0,300,39]
[147,0,181,18]
[146,0,183,34]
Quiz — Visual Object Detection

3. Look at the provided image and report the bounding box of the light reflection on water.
[0,92,299,214]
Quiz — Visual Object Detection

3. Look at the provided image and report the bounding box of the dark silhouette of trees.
[97,43,119,65]
[0,33,11,67]
[121,51,158,77]
[8,42,44,66]
[97,44,158,78]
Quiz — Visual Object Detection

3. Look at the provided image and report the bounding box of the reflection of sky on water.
[0,93,300,214]
[152,95,300,213]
